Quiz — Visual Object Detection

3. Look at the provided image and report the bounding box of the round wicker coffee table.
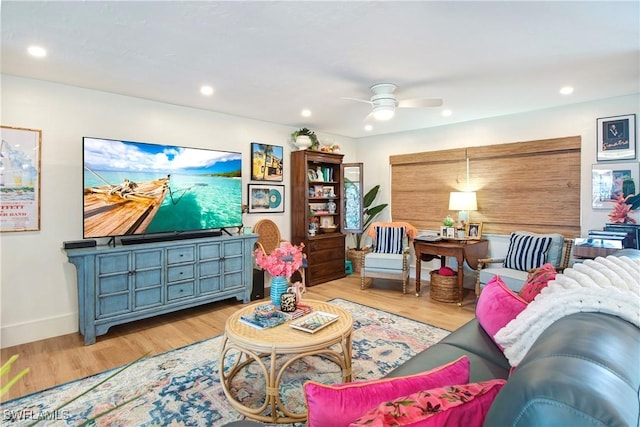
[219,299,353,424]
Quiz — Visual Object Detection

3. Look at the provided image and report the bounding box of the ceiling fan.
[342,83,443,121]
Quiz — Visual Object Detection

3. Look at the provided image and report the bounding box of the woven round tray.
[429,270,458,303]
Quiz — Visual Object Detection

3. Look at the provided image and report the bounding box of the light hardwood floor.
[1,274,476,401]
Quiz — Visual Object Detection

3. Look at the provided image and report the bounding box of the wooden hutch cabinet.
[291,150,346,286]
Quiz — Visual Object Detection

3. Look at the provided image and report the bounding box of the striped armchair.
[361,222,418,295]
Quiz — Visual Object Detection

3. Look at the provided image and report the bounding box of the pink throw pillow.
[349,379,507,427]
[518,263,556,302]
[475,275,528,350]
[304,356,470,427]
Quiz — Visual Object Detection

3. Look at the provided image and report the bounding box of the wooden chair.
[252,219,306,285]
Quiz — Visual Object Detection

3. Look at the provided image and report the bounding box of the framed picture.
[248,184,284,213]
[251,143,283,181]
[596,114,636,162]
[0,126,42,232]
[592,162,639,209]
[465,222,483,240]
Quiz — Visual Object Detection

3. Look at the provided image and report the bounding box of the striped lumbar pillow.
[374,226,406,254]
[503,232,553,271]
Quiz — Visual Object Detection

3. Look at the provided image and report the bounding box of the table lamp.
[449,191,477,226]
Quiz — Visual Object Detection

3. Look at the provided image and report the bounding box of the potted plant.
[346,185,388,273]
[291,127,319,150]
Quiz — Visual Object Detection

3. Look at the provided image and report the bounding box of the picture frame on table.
[247,184,284,213]
[596,114,636,162]
[0,125,42,232]
[251,143,283,181]
[466,222,483,240]
[591,162,639,209]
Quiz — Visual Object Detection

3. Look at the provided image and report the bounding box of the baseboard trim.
[1,313,77,348]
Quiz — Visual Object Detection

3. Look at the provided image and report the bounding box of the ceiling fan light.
[372,106,395,121]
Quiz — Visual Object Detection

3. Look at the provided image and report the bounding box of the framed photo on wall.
[0,126,42,232]
[465,222,483,240]
[248,184,284,213]
[251,143,283,181]
[591,162,639,209]
[596,114,636,162]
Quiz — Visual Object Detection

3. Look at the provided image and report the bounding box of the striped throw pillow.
[503,233,553,271]
[374,226,405,254]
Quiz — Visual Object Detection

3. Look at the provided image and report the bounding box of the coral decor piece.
[608,194,637,224]
[254,241,306,278]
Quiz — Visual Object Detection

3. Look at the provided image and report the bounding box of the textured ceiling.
[2,1,639,139]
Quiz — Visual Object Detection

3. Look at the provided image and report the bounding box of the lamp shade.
[449,191,477,211]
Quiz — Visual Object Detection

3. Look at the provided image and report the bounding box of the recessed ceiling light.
[559,86,574,95]
[441,109,452,117]
[301,109,312,117]
[364,125,373,131]
[200,85,214,96]
[27,45,47,58]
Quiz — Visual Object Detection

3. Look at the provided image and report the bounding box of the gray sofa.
[228,249,640,427]
[388,248,640,426]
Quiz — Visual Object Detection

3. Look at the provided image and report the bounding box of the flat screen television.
[83,137,242,240]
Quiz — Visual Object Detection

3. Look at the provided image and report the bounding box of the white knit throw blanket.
[494,255,640,366]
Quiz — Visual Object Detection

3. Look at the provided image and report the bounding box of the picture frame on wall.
[596,114,636,162]
[0,125,42,232]
[248,184,284,213]
[251,143,283,181]
[591,162,639,209]
[465,222,483,240]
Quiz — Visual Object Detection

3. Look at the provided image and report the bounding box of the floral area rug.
[1,298,450,426]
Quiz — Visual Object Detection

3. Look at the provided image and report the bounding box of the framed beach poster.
[596,114,636,161]
[248,184,285,213]
[251,143,283,181]
[0,126,42,232]
[592,162,640,209]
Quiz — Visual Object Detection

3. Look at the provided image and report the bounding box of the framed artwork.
[466,222,483,240]
[596,114,636,161]
[591,162,639,209]
[0,126,42,232]
[248,184,284,213]
[251,143,283,181]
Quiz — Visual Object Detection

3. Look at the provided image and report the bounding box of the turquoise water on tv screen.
[84,171,242,233]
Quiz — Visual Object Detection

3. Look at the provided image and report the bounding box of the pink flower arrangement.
[609,193,637,224]
[254,242,306,278]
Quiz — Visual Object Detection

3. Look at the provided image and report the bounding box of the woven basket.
[429,270,458,303]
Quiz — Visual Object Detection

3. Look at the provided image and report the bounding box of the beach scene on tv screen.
[83,137,242,238]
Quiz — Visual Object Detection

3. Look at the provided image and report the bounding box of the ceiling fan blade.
[340,96,373,105]
[398,98,443,108]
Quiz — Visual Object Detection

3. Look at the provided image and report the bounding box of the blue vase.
[270,276,288,306]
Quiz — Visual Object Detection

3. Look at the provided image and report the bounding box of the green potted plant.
[346,185,388,273]
[291,127,319,150]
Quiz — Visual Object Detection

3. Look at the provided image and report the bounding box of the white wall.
[0,75,357,347]
[1,75,638,347]
[356,94,640,242]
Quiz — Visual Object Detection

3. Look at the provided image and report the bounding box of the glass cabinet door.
[343,163,363,233]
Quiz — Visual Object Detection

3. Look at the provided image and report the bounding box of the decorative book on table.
[239,311,287,329]
[289,311,339,333]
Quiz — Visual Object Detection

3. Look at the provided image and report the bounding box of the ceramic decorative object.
[270,276,288,306]
[280,287,297,312]
[295,135,312,150]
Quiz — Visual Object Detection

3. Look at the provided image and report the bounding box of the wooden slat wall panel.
[391,136,581,237]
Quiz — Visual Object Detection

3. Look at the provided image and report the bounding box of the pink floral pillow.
[349,379,506,427]
[518,263,556,302]
[304,356,470,427]
[475,275,528,350]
